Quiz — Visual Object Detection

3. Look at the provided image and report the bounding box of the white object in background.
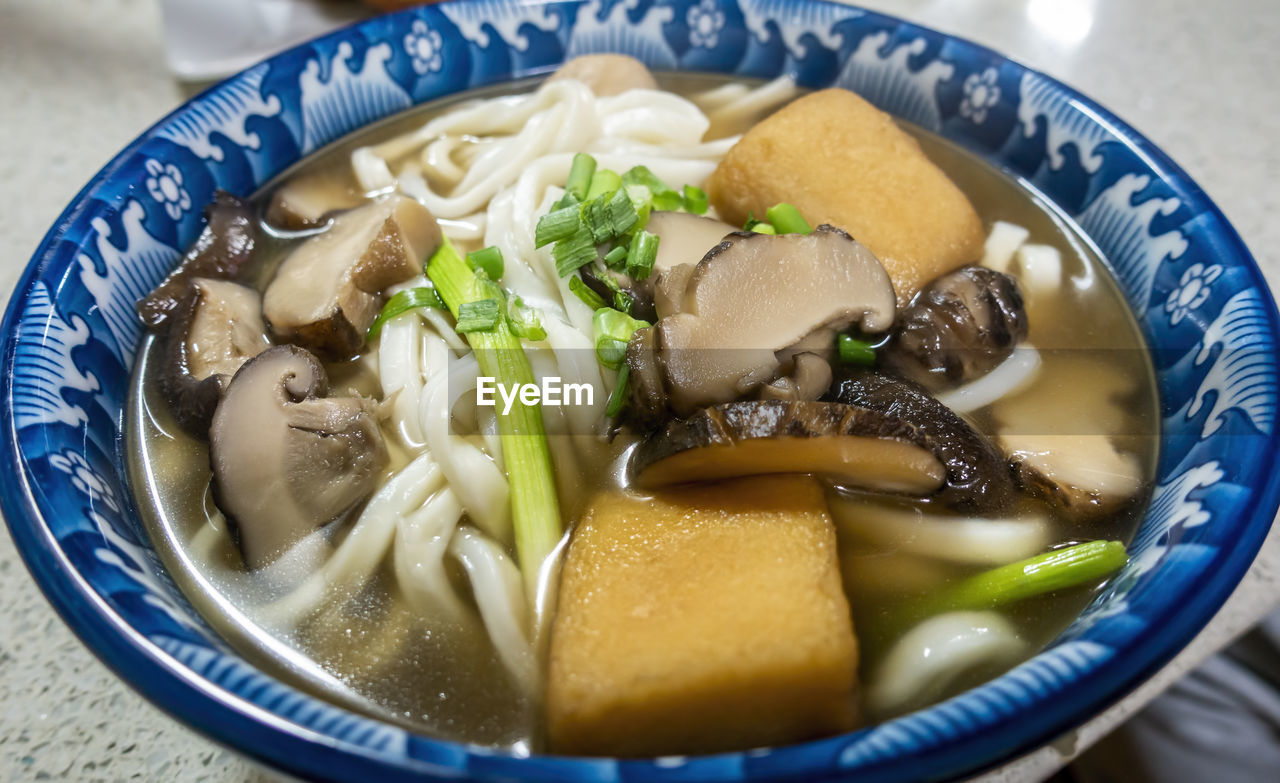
[160,0,370,81]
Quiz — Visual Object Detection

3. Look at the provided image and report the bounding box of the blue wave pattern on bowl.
[3,1,1276,781]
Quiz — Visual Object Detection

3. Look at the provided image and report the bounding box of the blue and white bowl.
[3,1,1277,780]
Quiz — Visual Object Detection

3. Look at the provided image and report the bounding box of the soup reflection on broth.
[128,59,1157,756]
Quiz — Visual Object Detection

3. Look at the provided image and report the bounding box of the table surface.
[1,0,1277,780]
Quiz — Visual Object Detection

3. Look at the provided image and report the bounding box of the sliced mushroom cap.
[265,170,367,231]
[827,369,1017,511]
[263,194,442,360]
[583,211,736,322]
[137,191,258,328]
[884,266,1028,391]
[1002,434,1145,520]
[547,54,657,96]
[631,400,945,495]
[648,212,738,284]
[210,345,388,568]
[630,225,896,418]
[160,278,270,435]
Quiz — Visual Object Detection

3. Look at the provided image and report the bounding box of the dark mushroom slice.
[827,369,1017,511]
[547,54,657,96]
[883,266,1028,391]
[627,225,896,419]
[1002,434,1145,521]
[160,278,270,436]
[631,400,945,496]
[137,191,258,328]
[210,345,388,569]
[263,194,443,361]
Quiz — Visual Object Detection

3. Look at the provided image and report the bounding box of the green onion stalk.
[900,540,1128,625]
[427,239,561,603]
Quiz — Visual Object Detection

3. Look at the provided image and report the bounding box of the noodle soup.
[129,61,1156,755]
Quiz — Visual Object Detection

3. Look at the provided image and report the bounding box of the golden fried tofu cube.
[546,476,859,756]
[708,88,984,304]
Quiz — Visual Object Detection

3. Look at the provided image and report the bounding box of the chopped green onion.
[553,224,598,277]
[606,363,631,418]
[683,184,708,214]
[613,290,634,315]
[625,185,653,230]
[535,205,580,247]
[506,296,547,342]
[582,197,615,244]
[838,334,877,365]
[466,246,504,280]
[593,307,649,370]
[565,153,597,202]
[586,168,622,201]
[596,337,627,369]
[603,245,628,268]
[454,298,501,333]
[604,186,639,235]
[626,230,660,280]
[766,202,813,235]
[910,541,1128,620]
[366,287,445,340]
[750,222,777,235]
[622,165,682,211]
[568,275,607,310]
[652,189,684,212]
[426,239,561,602]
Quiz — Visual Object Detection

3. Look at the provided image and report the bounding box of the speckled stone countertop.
[1,1,1277,780]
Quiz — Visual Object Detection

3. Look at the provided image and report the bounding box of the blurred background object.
[160,0,384,80]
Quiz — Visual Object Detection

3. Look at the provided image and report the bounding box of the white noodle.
[935,344,1042,415]
[868,611,1027,716]
[831,496,1052,567]
[449,527,536,692]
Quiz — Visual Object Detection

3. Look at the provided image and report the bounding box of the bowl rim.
[3,1,1278,781]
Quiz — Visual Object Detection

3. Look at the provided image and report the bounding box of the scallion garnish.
[593,307,649,370]
[603,245,628,268]
[622,166,683,211]
[605,363,631,418]
[455,298,501,333]
[586,168,622,201]
[565,153,597,202]
[604,186,639,235]
[535,205,581,247]
[568,275,607,310]
[426,239,561,602]
[838,334,877,365]
[506,295,547,341]
[683,184,708,215]
[750,222,777,235]
[626,230,660,280]
[466,245,504,280]
[553,224,598,277]
[366,287,445,340]
[765,202,813,235]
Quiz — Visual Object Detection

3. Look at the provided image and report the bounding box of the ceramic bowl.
[3,1,1277,780]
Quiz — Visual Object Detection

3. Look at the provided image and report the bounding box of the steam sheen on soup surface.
[128,57,1157,757]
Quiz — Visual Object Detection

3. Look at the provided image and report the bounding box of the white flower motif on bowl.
[405,19,445,75]
[1166,262,1223,325]
[687,0,726,49]
[960,67,1001,124]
